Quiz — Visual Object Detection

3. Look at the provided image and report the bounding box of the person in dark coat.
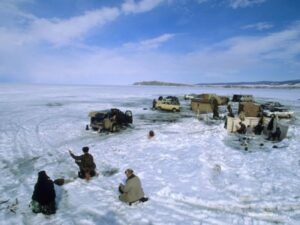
[237,122,246,134]
[254,117,264,135]
[31,171,56,215]
[69,146,96,179]
[271,127,281,141]
[152,99,157,109]
[211,98,219,119]
[267,114,278,140]
[227,103,234,117]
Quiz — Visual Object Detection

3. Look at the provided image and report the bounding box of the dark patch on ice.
[120,97,152,108]
[202,119,225,126]
[1,163,8,169]
[180,113,195,118]
[46,102,64,107]
[17,156,40,172]
[101,168,119,177]
[121,101,145,108]
[4,198,18,214]
[0,200,9,205]
[136,113,181,123]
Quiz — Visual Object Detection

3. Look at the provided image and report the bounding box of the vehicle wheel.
[158,107,162,110]
[172,108,177,112]
[111,124,117,132]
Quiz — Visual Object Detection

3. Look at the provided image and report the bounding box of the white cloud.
[123,33,175,50]
[0,0,167,47]
[229,0,267,9]
[242,22,273,30]
[226,23,300,58]
[28,7,120,46]
[1,1,299,84]
[2,22,300,84]
[121,0,165,14]
[7,22,300,84]
[0,0,34,16]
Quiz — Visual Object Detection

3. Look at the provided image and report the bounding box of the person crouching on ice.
[119,169,148,205]
[69,146,96,180]
[31,171,56,215]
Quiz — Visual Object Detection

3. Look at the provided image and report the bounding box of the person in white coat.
[119,169,148,205]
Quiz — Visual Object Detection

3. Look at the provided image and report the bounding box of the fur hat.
[82,146,89,153]
[125,168,134,174]
[38,170,49,181]
[38,170,47,177]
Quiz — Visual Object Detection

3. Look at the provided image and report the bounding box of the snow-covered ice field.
[0,84,300,225]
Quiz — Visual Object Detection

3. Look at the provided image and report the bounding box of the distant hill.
[133,79,300,88]
[133,81,193,87]
[196,79,300,86]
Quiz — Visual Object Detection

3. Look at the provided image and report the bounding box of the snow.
[0,84,300,225]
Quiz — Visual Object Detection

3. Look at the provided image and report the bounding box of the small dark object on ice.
[129,197,149,206]
[54,179,65,186]
[140,197,149,202]
[0,200,9,205]
[102,168,119,177]
[273,145,278,148]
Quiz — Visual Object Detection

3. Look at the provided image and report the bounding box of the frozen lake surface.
[0,84,300,225]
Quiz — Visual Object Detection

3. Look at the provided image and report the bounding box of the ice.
[0,84,300,225]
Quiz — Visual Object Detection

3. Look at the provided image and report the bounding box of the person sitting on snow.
[119,169,148,205]
[237,121,246,134]
[69,146,96,180]
[31,171,56,215]
[254,117,264,135]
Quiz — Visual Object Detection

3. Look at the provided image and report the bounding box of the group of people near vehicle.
[226,101,282,141]
[236,114,281,141]
[31,145,148,215]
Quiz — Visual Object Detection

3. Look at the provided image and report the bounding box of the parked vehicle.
[184,93,198,100]
[232,94,254,102]
[154,96,180,112]
[261,102,294,118]
[88,108,132,132]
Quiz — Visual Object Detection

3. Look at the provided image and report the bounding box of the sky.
[0,0,300,85]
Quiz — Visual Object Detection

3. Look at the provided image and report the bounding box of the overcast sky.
[0,0,300,85]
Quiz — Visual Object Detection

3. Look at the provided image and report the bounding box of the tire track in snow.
[150,194,298,224]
